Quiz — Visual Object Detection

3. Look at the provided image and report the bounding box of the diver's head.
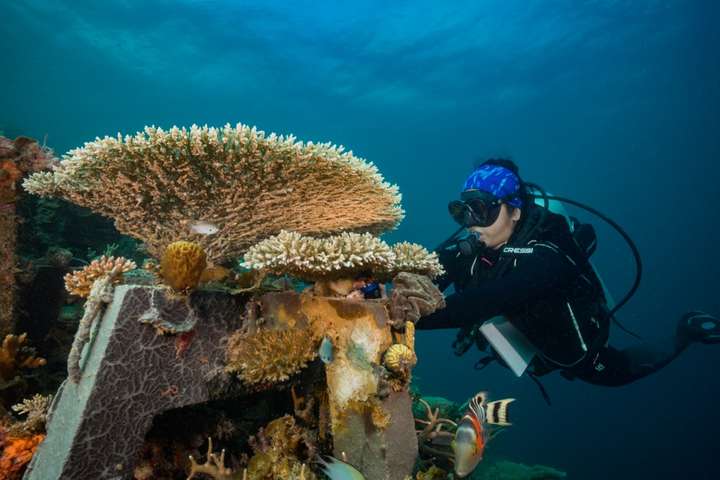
[448,159,524,250]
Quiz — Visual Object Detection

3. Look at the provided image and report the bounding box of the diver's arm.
[434,248,462,292]
[416,246,578,330]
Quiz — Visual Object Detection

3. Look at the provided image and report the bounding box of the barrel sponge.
[159,241,207,293]
[22,124,404,263]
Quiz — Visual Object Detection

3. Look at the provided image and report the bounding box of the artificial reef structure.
[20,123,449,480]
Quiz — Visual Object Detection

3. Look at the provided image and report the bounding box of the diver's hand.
[389,272,446,328]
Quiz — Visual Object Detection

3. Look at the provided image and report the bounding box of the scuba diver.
[412,158,720,391]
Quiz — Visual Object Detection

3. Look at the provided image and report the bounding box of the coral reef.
[186,415,319,479]
[7,394,52,436]
[63,255,136,298]
[23,123,404,263]
[245,415,317,480]
[159,241,208,293]
[187,437,240,480]
[243,230,395,281]
[414,397,457,462]
[0,432,45,480]
[225,327,318,386]
[415,465,447,480]
[242,230,444,283]
[387,242,446,279]
[0,334,46,392]
[1,136,57,338]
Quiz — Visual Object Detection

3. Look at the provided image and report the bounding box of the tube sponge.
[159,241,207,293]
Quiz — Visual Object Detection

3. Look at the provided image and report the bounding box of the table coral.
[242,230,444,282]
[23,123,404,263]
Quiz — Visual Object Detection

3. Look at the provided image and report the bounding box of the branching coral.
[7,394,52,436]
[414,398,457,462]
[23,123,404,263]
[0,334,46,385]
[63,255,136,298]
[389,242,445,279]
[187,437,243,480]
[225,327,318,386]
[242,231,443,284]
[243,230,395,281]
[1,135,56,204]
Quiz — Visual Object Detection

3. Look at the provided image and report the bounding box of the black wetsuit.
[417,205,686,387]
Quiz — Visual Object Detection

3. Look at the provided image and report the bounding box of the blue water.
[2,1,719,478]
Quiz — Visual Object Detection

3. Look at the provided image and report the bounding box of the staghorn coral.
[0,432,45,480]
[225,327,318,386]
[414,397,457,463]
[159,241,207,293]
[23,123,404,263]
[63,255,136,298]
[187,437,242,480]
[7,394,52,436]
[0,334,46,385]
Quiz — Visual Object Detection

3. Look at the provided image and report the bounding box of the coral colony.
[0,125,568,479]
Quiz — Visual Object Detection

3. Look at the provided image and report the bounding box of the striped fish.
[451,392,515,478]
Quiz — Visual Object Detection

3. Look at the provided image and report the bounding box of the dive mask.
[448,190,508,228]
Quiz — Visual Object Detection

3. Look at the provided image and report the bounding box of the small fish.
[451,392,515,478]
[319,336,334,364]
[316,455,365,480]
[189,220,219,235]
